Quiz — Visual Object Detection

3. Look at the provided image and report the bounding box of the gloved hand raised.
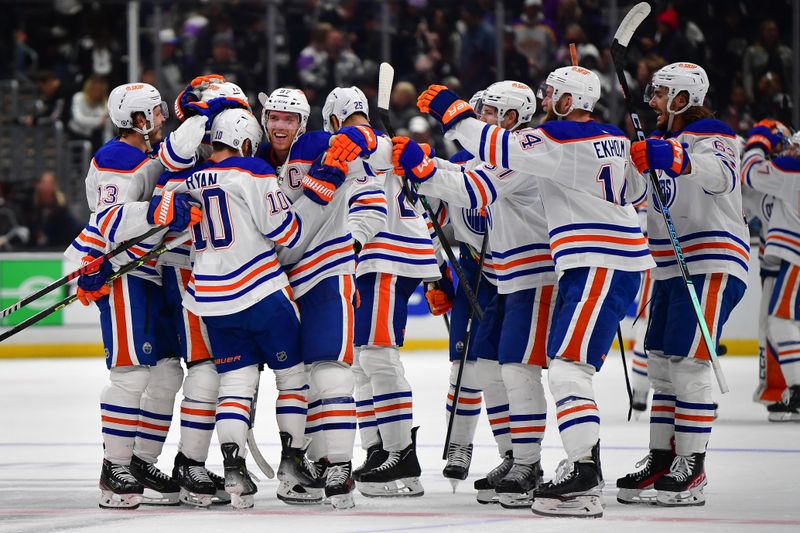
[147,190,202,232]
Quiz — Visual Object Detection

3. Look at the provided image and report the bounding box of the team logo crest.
[276,351,287,362]
[651,173,677,213]
[461,208,489,235]
[142,342,153,355]
[761,195,773,221]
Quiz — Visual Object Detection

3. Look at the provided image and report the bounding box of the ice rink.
[1,352,798,533]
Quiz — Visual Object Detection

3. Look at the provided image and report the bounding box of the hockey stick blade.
[378,62,394,111]
[247,430,275,479]
[612,2,651,47]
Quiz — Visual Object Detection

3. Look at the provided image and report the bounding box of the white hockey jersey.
[447,117,654,274]
[626,118,749,282]
[741,145,800,267]
[64,138,166,283]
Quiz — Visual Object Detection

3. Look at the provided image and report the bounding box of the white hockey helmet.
[258,87,311,136]
[200,81,250,109]
[108,82,168,134]
[469,90,485,115]
[544,66,601,116]
[645,62,709,113]
[322,86,369,133]
[481,81,536,130]
[210,108,263,157]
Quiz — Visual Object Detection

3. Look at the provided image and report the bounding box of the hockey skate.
[616,449,673,504]
[325,461,356,509]
[99,459,144,510]
[358,427,424,497]
[276,432,325,505]
[532,443,605,518]
[129,455,180,505]
[221,442,257,509]
[353,442,389,481]
[172,452,216,507]
[473,450,513,504]
[654,453,707,507]
[495,461,543,508]
[442,442,473,492]
[768,386,800,422]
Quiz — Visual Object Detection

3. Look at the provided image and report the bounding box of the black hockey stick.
[0,230,186,343]
[376,62,483,321]
[618,326,634,421]
[246,371,276,479]
[610,2,728,393]
[1,224,167,319]
[442,225,489,461]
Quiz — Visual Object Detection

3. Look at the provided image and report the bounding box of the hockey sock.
[101,366,150,465]
[309,361,356,463]
[648,352,676,450]
[305,374,322,461]
[353,348,381,450]
[548,358,599,462]
[631,318,649,393]
[134,357,183,463]
[274,364,309,445]
[446,360,481,446]
[179,361,219,462]
[360,345,413,452]
[769,316,800,386]
[476,358,512,455]
[216,365,259,453]
[502,363,546,464]
[671,357,714,455]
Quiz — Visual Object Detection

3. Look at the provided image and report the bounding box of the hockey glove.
[302,157,347,205]
[184,96,250,128]
[324,126,379,172]
[147,190,202,232]
[392,137,436,183]
[174,75,227,122]
[745,125,783,154]
[631,138,690,178]
[425,263,455,316]
[76,255,112,306]
[417,84,475,133]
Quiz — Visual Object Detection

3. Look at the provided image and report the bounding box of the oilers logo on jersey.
[461,208,488,235]
[652,173,678,212]
[761,195,773,221]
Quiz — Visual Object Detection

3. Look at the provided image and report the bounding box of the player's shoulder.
[93,138,150,172]
[681,118,736,139]
[449,149,474,165]
[160,160,214,185]
[213,156,277,177]
[289,130,331,162]
[772,156,800,172]
[537,120,626,142]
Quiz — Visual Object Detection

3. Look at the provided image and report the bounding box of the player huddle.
[63,55,798,518]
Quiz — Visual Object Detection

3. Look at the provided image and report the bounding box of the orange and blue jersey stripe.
[287,234,356,294]
[188,248,285,304]
[649,230,750,272]
[550,222,651,265]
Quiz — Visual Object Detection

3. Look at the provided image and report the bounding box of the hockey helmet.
[469,90,485,116]
[258,87,311,136]
[481,81,536,130]
[200,81,250,109]
[322,86,369,133]
[210,108,263,157]
[645,62,709,113]
[108,83,168,134]
[543,66,601,116]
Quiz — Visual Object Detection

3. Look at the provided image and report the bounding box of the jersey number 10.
[193,188,234,250]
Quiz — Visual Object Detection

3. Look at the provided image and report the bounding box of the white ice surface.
[1,353,798,533]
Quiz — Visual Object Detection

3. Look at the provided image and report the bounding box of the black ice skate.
[495,461,543,508]
[353,442,389,481]
[99,459,144,509]
[129,455,180,505]
[221,442,258,509]
[442,442,473,492]
[616,449,674,504]
[532,442,604,518]
[172,451,216,507]
[276,432,325,505]
[325,461,356,509]
[768,385,800,422]
[358,426,424,497]
[473,450,513,504]
[654,452,707,507]
[206,466,232,505]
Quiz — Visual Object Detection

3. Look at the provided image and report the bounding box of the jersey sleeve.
[159,115,207,172]
[419,157,524,209]
[742,148,800,199]
[683,134,740,195]
[346,169,387,246]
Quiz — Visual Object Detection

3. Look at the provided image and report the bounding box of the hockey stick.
[246,373,276,479]
[442,224,489,461]
[1,225,166,319]
[610,2,729,393]
[376,62,483,321]
[0,230,186,343]
[618,326,634,421]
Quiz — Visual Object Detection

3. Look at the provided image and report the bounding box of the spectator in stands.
[13,29,38,83]
[158,29,186,112]
[503,26,531,84]
[459,3,495,96]
[390,81,421,131]
[742,19,793,104]
[21,71,69,127]
[719,84,754,135]
[24,170,79,249]
[752,71,794,126]
[67,75,109,152]
[640,6,700,65]
[320,29,364,98]
[203,33,252,97]
[297,22,333,106]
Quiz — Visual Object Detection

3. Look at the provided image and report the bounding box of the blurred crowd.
[0,0,796,250]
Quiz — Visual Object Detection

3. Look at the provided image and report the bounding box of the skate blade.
[532,495,604,518]
[357,478,424,498]
[99,490,142,510]
[211,489,231,505]
[768,412,800,423]
[476,489,499,505]
[277,482,324,505]
[656,488,706,507]
[179,488,213,508]
[230,493,255,509]
[616,488,658,505]
[448,479,459,493]
[140,488,180,506]
[498,491,533,509]
[329,492,355,509]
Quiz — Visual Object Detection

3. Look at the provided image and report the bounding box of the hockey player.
[741,125,800,422]
[414,67,653,517]
[394,80,555,508]
[65,82,201,509]
[619,62,748,506]
[258,87,388,508]
[321,87,437,498]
